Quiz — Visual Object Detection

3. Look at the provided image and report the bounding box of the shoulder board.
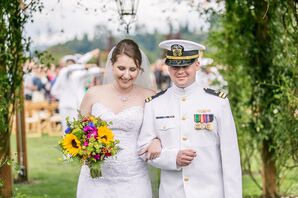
[204,88,228,99]
[145,89,167,103]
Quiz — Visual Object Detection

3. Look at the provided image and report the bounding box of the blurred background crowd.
[21,46,227,137]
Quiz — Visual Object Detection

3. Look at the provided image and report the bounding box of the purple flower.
[83,126,96,133]
[83,141,89,146]
[93,154,100,160]
[64,127,71,134]
[86,131,98,139]
[83,126,98,139]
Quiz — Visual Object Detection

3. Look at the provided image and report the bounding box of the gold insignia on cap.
[171,44,183,57]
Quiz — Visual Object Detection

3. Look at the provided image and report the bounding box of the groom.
[138,39,242,198]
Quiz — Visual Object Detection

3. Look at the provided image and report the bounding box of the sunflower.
[63,134,82,156]
[97,126,114,144]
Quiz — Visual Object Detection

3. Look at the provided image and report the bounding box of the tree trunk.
[261,139,278,198]
[0,139,12,198]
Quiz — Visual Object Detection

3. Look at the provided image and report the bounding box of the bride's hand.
[146,138,162,160]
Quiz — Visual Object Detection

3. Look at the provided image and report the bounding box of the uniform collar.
[172,82,200,96]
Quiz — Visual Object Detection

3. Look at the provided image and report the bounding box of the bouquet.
[58,113,120,178]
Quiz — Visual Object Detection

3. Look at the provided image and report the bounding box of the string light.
[39,0,117,36]
[73,0,116,15]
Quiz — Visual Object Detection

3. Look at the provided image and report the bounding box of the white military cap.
[62,55,78,64]
[159,39,206,67]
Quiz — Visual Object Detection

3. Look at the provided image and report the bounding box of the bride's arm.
[79,86,97,116]
[147,138,162,160]
[139,138,162,160]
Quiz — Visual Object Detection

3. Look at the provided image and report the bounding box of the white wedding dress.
[77,103,152,198]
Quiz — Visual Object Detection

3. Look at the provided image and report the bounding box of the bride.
[77,39,161,198]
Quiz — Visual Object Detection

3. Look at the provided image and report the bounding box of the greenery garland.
[209,0,298,196]
[0,0,42,196]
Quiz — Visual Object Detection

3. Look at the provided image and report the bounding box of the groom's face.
[168,60,200,88]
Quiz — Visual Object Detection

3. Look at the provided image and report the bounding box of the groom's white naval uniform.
[138,40,242,198]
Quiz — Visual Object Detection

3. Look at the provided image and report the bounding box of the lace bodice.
[92,102,143,136]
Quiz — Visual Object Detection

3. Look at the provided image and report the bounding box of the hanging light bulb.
[115,0,139,34]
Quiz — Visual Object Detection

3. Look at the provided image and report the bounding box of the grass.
[10,135,298,198]
[12,135,79,198]
[10,135,160,198]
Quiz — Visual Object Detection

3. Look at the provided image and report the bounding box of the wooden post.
[15,83,28,182]
[262,139,278,198]
[0,141,13,198]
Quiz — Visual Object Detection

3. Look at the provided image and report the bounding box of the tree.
[209,0,298,197]
[0,1,42,197]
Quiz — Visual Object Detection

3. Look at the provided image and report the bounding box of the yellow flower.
[63,134,81,156]
[97,126,114,144]
[89,115,95,122]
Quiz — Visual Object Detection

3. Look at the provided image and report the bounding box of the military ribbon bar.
[194,113,214,130]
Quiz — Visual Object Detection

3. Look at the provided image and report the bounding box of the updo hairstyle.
[110,39,143,71]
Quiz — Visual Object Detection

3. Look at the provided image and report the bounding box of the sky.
[25,0,222,47]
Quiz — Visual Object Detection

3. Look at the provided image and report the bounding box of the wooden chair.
[24,101,43,137]
[24,101,61,137]
[48,113,62,136]
[45,102,62,136]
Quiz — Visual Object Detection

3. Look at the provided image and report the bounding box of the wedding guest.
[51,49,100,133]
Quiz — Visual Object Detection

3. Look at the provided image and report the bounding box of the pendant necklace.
[120,96,128,102]
[113,83,134,103]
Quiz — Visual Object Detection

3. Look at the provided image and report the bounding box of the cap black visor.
[165,58,196,67]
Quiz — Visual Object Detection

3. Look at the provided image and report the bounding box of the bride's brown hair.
[111,39,143,70]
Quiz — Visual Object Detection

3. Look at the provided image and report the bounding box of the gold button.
[182,116,186,121]
[184,177,189,182]
[182,137,187,141]
[162,126,166,130]
[181,97,186,101]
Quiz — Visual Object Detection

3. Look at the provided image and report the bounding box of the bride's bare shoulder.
[84,84,111,99]
[87,84,110,93]
[135,85,156,98]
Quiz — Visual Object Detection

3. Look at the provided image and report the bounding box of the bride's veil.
[103,47,156,90]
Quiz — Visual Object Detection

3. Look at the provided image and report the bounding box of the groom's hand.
[176,149,197,167]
